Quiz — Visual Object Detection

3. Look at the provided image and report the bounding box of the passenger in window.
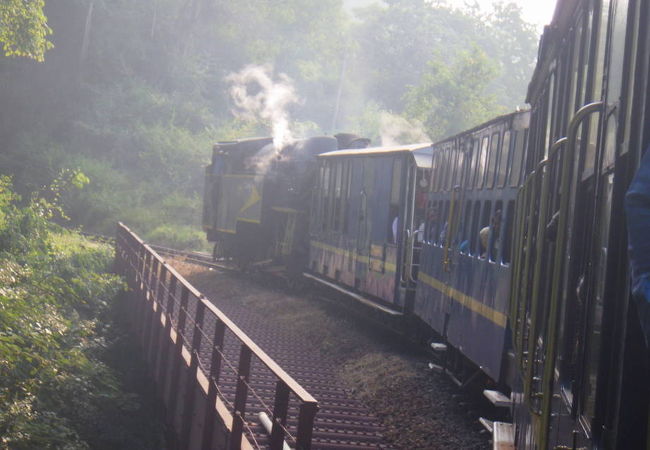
[392,215,399,244]
[439,221,448,244]
[479,210,501,258]
[388,206,399,243]
[414,211,426,244]
[425,207,439,243]
[457,221,469,252]
[625,147,650,346]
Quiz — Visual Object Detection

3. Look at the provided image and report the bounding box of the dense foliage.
[0,176,166,449]
[0,0,539,249]
[0,0,52,61]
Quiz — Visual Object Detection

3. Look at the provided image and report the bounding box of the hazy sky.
[449,0,556,30]
[345,0,557,32]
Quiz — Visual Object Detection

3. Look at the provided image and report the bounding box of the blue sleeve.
[626,147,650,304]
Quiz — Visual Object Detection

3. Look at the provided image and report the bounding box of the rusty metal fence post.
[201,319,226,450]
[181,299,206,449]
[229,345,252,450]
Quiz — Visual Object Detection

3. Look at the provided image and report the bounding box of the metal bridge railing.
[114,222,318,450]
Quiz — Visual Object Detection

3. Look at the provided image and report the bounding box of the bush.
[0,177,167,449]
[146,224,208,251]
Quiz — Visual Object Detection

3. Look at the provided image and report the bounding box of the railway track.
[92,228,490,448]
[173,256,491,450]
[167,257,392,449]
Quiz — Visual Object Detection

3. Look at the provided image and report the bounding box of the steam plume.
[379,112,429,146]
[226,65,299,151]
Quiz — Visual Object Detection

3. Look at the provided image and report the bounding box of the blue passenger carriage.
[306,144,433,313]
[414,111,530,383]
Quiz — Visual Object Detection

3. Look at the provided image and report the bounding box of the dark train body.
[202,136,337,276]
[306,143,432,313]
[202,135,369,277]
[415,111,529,385]
[202,0,650,447]
[508,0,650,448]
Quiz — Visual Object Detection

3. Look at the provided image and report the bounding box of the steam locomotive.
[202,0,650,447]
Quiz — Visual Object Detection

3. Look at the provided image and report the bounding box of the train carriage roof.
[318,143,433,168]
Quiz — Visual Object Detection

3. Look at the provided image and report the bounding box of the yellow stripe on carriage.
[418,272,507,328]
[223,174,257,179]
[236,217,261,224]
[310,240,397,273]
[271,206,301,213]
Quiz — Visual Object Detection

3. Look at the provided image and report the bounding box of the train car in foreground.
[506,0,650,447]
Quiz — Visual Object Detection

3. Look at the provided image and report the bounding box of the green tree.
[344,0,537,122]
[403,46,504,140]
[0,0,52,61]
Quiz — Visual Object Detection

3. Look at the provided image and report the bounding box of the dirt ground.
[173,260,491,450]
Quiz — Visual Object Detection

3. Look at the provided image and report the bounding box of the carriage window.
[459,200,472,254]
[390,158,402,205]
[477,136,490,188]
[431,152,442,192]
[333,161,343,230]
[441,149,450,191]
[470,139,480,189]
[430,200,444,246]
[544,73,556,158]
[343,161,352,233]
[579,8,594,109]
[388,158,402,242]
[437,151,445,192]
[510,130,526,187]
[315,165,324,226]
[439,201,450,245]
[488,201,503,262]
[568,14,584,118]
[497,131,511,187]
[430,152,438,192]
[470,202,482,255]
[501,201,515,264]
[487,132,500,189]
[479,201,492,258]
[457,145,467,187]
[447,148,455,190]
[322,162,331,230]
[621,0,641,155]
[327,161,338,230]
[448,147,457,189]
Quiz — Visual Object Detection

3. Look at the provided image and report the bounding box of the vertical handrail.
[442,186,460,271]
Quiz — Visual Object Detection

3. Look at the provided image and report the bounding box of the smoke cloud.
[226,65,299,151]
[379,111,430,146]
